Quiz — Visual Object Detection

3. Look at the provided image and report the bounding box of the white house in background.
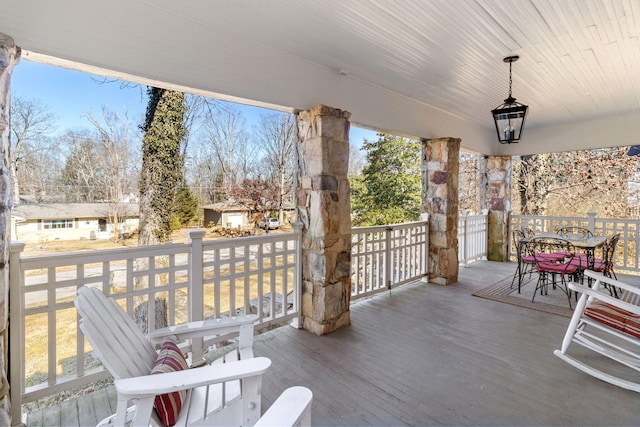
[11,203,140,243]
[202,200,251,228]
[202,200,297,229]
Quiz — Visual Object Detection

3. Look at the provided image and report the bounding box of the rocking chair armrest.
[114,356,271,398]
[568,282,640,316]
[583,270,640,296]
[254,386,313,427]
[147,314,258,344]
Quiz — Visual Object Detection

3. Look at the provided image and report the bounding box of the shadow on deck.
[24,261,640,426]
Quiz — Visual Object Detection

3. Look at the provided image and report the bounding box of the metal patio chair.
[529,237,578,309]
[556,226,593,239]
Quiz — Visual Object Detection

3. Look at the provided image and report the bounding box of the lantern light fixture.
[491,55,529,144]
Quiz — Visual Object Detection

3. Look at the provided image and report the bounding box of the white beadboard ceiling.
[1,0,639,156]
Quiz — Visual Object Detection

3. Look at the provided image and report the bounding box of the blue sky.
[12,60,377,145]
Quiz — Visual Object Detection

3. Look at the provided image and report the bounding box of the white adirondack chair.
[554,270,640,392]
[74,286,312,426]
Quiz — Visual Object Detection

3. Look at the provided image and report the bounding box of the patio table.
[530,232,607,266]
[513,232,608,291]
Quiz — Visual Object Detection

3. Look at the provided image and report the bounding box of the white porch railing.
[458,214,488,265]
[9,219,432,422]
[15,212,637,421]
[456,212,640,273]
[351,220,429,300]
[9,227,302,424]
[510,213,640,273]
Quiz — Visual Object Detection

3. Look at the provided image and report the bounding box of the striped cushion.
[584,301,640,339]
[152,336,188,427]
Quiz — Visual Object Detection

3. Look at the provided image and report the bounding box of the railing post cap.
[10,240,26,253]
[186,229,207,240]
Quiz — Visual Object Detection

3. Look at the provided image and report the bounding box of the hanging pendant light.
[491,55,529,144]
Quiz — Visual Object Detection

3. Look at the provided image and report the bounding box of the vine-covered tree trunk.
[518,155,533,215]
[138,87,186,245]
[136,87,186,332]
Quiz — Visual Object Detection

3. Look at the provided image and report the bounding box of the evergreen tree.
[138,87,186,244]
[351,134,421,225]
[170,185,200,229]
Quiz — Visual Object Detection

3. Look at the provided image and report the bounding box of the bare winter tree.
[59,130,105,202]
[9,96,56,204]
[202,101,259,198]
[255,112,297,221]
[459,151,479,213]
[13,133,62,200]
[348,141,367,177]
[188,144,223,203]
[512,148,638,217]
[181,94,208,163]
[84,107,138,241]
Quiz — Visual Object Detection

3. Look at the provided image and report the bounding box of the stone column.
[296,105,351,335]
[479,155,512,261]
[422,137,460,285]
[0,32,19,427]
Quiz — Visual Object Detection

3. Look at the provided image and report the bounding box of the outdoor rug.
[472,273,574,318]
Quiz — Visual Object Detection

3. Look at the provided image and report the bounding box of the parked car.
[258,217,280,230]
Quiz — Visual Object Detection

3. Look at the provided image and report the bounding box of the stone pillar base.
[303,311,351,335]
[428,246,458,285]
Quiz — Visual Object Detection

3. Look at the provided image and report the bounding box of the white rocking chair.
[554,270,640,392]
[74,286,312,426]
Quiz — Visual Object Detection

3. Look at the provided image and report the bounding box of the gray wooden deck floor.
[24,261,640,426]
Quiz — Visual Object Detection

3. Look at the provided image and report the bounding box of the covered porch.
[25,260,640,426]
[2,2,640,425]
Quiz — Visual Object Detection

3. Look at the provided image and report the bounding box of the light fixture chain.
[508,61,513,98]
